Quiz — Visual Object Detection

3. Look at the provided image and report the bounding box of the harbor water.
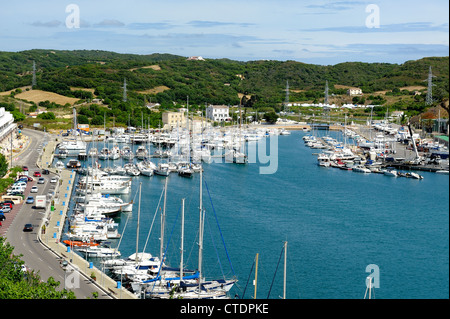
[62,130,449,299]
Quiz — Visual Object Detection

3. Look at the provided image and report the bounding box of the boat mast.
[198,169,204,292]
[136,182,141,263]
[283,241,287,299]
[160,177,168,262]
[180,198,185,283]
[364,276,374,299]
[254,253,259,299]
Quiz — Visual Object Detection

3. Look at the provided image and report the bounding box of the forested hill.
[0,49,448,110]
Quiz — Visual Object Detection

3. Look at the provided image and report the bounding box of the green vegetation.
[0,50,448,127]
[0,237,76,299]
[0,154,8,177]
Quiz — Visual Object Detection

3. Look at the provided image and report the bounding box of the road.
[4,128,112,299]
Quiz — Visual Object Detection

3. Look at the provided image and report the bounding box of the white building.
[0,107,16,142]
[187,56,205,61]
[347,88,363,96]
[206,105,230,122]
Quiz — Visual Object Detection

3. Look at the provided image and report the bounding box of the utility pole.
[32,61,37,88]
[122,78,127,102]
[284,80,290,113]
[425,66,436,106]
[324,81,330,124]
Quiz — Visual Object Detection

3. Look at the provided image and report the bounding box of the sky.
[0,0,448,65]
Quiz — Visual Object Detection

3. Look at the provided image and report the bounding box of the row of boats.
[304,134,425,179]
[61,161,237,298]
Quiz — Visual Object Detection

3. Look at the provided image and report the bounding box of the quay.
[36,137,137,299]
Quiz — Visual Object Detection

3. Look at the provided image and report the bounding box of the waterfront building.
[347,87,363,96]
[0,107,16,143]
[206,105,230,122]
[162,111,186,129]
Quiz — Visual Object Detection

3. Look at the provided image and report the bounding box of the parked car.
[0,213,5,221]
[30,186,38,193]
[33,171,41,177]
[38,177,45,184]
[50,177,58,183]
[7,191,23,196]
[42,169,50,175]
[14,181,27,187]
[26,196,34,204]
[0,202,13,209]
[18,175,33,181]
[23,224,33,232]
[0,206,11,213]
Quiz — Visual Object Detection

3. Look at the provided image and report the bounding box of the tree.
[264,111,279,124]
[0,237,76,299]
[77,114,89,124]
[0,154,8,177]
[90,115,104,126]
[37,112,56,120]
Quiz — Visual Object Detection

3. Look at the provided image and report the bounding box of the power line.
[32,61,36,88]
[122,78,127,102]
[425,66,436,106]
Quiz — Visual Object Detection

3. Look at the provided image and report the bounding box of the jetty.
[37,140,137,299]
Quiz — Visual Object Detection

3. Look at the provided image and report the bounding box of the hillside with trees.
[0,50,448,128]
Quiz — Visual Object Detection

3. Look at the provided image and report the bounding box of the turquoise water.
[66,130,449,299]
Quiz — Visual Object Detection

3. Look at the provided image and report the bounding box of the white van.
[8,185,26,194]
[14,181,27,187]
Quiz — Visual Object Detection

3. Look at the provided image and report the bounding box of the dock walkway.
[36,138,137,299]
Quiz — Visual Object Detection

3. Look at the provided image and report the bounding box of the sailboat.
[146,170,236,299]
[104,184,163,282]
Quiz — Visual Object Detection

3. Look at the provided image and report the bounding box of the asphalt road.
[4,128,111,299]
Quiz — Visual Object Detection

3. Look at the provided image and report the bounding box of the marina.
[45,122,449,299]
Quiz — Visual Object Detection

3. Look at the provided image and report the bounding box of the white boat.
[66,159,81,169]
[55,160,65,169]
[79,193,133,213]
[225,149,247,164]
[98,147,110,160]
[178,165,194,177]
[102,252,155,268]
[77,244,121,258]
[126,164,141,176]
[57,149,68,158]
[131,134,148,144]
[89,147,98,158]
[78,149,88,160]
[436,170,449,174]
[77,179,131,195]
[57,139,87,155]
[317,154,331,167]
[109,146,121,160]
[383,169,398,177]
[135,146,148,160]
[115,135,130,144]
[405,172,424,179]
[154,163,170,176]
[137,160,156,176]
[110,165,126,175]
[122,146,134,161]
[352,165,371,174]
